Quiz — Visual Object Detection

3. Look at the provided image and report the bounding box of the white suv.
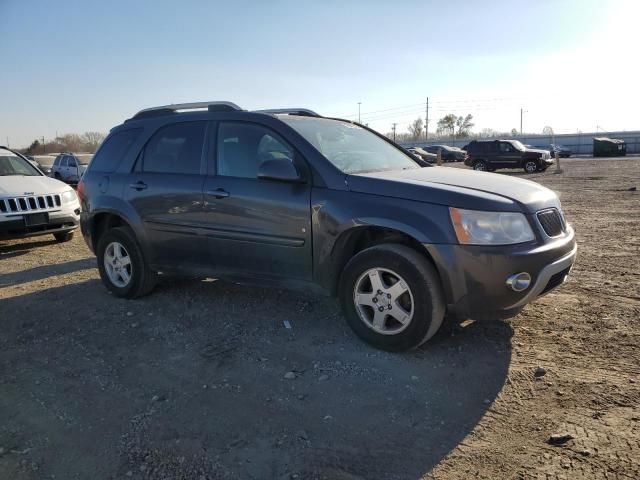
[0,147,80,242]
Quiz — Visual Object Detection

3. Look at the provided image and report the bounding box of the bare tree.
[407,118,424,140]
[437,113,474,138]
[81,131,106,151]
[455,114,474,137]
[437,114,456,137]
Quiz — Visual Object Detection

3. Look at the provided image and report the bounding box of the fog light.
[506,272,531,292]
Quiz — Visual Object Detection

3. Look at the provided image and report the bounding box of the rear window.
[89,128,142,173]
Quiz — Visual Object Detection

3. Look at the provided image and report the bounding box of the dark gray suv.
[79,102,577,351]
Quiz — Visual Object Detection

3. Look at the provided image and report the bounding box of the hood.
[347,166,560,213]
[523,147,549,156]
[0,175,71,196]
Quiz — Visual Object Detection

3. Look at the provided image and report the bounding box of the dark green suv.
[464,140,554,173]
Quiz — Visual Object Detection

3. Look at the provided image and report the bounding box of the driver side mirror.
[257,157,304,183]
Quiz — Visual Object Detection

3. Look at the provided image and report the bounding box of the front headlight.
[61,189,78,204]
[449,207,535,245]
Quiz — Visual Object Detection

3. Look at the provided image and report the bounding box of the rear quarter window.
[89,128,142,173]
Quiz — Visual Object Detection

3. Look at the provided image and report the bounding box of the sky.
[1,0,639,148]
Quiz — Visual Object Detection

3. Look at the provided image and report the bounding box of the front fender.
[311,189,454,291]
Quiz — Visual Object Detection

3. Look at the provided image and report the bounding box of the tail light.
[76,179,85,203]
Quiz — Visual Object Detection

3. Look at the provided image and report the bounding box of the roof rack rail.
[131,101,243,120]
[254,108,321,117]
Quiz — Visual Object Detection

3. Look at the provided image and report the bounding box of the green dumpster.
[593,137,627,157]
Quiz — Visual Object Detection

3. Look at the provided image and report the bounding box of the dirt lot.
[1,158,638,480]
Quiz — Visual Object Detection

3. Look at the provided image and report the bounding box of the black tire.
[53,231,74,242]
[523,160,538,173]
[339,244,446,352]
[473,160,487,171]
[487,167,496,172]
[96,226,157,299]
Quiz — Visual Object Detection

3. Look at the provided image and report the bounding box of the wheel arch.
[325,224,440,296]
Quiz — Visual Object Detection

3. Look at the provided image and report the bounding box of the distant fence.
[400,130,640,155]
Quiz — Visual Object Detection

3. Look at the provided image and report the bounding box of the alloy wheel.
[353,268,415,335]
[104,241,132,288]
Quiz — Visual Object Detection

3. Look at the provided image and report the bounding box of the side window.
[499,142,513,153]
[90,128,143,173]
[53,156,60,166]
[142,122,206,175]
[217,123,293,178]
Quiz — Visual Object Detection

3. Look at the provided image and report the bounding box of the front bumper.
[0,209,80,240]
[425,226,577,319]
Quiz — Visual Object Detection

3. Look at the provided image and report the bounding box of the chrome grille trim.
[0,194,61,214]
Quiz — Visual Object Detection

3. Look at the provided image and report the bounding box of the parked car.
[407,147,437,163]
[464,140,553,173]
[0,146,80,242]
[80,102,577,351]
[51,152,91,183]
[34,156,55,176]
[551,144,571,157]
[424,145,466,162]
[530,144,571,158]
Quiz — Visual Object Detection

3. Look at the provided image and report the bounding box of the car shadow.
[0,258,96,287]
[0,237,60,255]
[0,278,512,480]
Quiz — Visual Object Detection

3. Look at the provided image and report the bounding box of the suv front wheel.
[96,226,157,298]
[339,244,445,351]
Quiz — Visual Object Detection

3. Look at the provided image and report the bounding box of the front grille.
[537,208,565,237]
[541,266,571,295]
[0,194,61,214]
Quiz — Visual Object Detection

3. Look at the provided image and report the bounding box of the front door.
[202,121,312,281]
[124,121,208,268]
[497,142,521,168]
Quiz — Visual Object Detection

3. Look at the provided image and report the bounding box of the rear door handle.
[206,188,230,199]
[129,181,148,191]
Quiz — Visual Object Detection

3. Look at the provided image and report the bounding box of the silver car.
[51,153,91,183]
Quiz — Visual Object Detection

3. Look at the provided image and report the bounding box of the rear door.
[66,156,79,182]
[201,121,312,281]
[124,121,209,268]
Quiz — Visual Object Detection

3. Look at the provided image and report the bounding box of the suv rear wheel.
[473,160,487,171]
[339,244,445,351]
[524,160,538,173]
[96,226,157,298]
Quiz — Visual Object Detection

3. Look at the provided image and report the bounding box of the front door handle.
[129,181,148,191]
[206,188,230,199]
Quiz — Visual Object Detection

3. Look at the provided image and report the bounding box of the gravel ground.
[0,157,638,480]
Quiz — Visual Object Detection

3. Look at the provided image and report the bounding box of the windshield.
[280,116,419,174]
[511,140,526,151]
[0,150,42,176]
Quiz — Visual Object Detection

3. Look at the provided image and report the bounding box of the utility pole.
[358,102,361,123]
[392,123,397,142]
[425,98,429,142]
[42,136,45,154]
[520,108,523,135]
